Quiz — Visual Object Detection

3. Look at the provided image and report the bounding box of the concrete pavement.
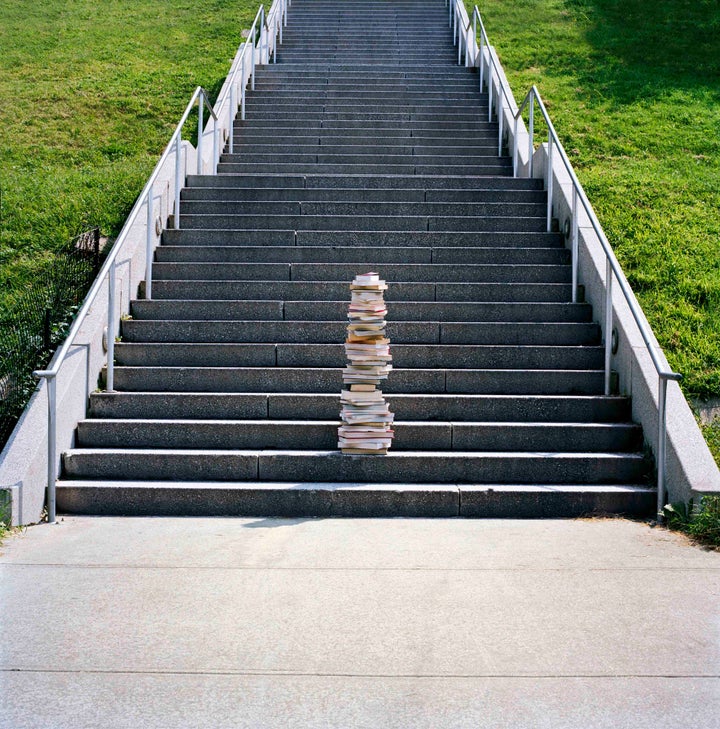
[1,517,719,728]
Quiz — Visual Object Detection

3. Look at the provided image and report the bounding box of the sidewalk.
[1,517,718,728]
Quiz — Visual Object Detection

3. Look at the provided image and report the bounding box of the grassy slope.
[0,0,259,310]
[469,0,720,399]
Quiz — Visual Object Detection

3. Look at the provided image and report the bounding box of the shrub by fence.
[0,228,103,449]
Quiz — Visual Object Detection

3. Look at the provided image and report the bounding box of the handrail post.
[479,30,485,91]
[488,68,493,122]
[458,22,462,65]
[274,16,278,63]
[513,115,518,177]
[546,135,553,232]
[174,133,182,229]
[604,257,613,396]
[265,24,269,65]
[145,184,154,300]
[106,258,116,393]
[251,26,256,90]
[497,95,504,155]
[241,55,246,120]
[453,4,457,44]
[197,95,204,176]
[571,185,579,303]
[473,11,477,67]
[260,6,266,64]
[657,376,669,518]
[230,86,236,152]
[213,114,219,173]
[46,375,57,524]
[528,93,534,178]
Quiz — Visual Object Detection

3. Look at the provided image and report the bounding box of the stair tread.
[58,480,653,492]
[65,448,646,458]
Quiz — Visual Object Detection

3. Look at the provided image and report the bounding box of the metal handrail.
[517,87,682,517]
[450,2,518,158]
[33,0,288,524]
[472,6,517,159]
[470,3,682,516]
[217,6,264,140]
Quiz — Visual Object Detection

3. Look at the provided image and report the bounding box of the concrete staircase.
[58,0,655,517]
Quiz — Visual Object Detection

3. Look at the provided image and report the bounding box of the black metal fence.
[0,228,103,449]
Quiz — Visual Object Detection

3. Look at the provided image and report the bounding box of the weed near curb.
[663,496,720,549]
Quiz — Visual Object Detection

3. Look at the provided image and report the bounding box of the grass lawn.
[468,0,720,403]
[0,0,259,312]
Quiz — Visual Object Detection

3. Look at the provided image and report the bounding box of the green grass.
[0,0,260,312]
[2,2,720,413]
[0,490,10,542]
[663,494,720,548]
[469,0,720,399]
[702,420,720,464]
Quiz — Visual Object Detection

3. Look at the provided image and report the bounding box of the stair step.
[178,201,546,217]
[112,342,605,369]
[56,480,655,518]
[162,229,564,248]
[76,419,641,452]
[214,164,513,177]
[148,280,575,303]
[121,319,600,346]
[105,367,610,395]
[62,448,649,484]
[88,392,631,422]
[176,215,541,233]
[150,262,570,283]
[153,245,568,265]
[225,144,501,157]
[233,129,500,140]
[130,300,590,323]
[184,183,528,202]
[185,174,544,190]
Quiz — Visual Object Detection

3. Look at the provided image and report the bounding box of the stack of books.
[338,273,395,454]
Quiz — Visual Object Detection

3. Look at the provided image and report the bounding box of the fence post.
[93,227,101,272]
[42,308,52,351]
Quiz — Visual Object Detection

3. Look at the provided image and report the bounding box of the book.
[339,274,395,454]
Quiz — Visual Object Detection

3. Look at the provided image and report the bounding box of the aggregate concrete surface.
[1,517,718,728]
